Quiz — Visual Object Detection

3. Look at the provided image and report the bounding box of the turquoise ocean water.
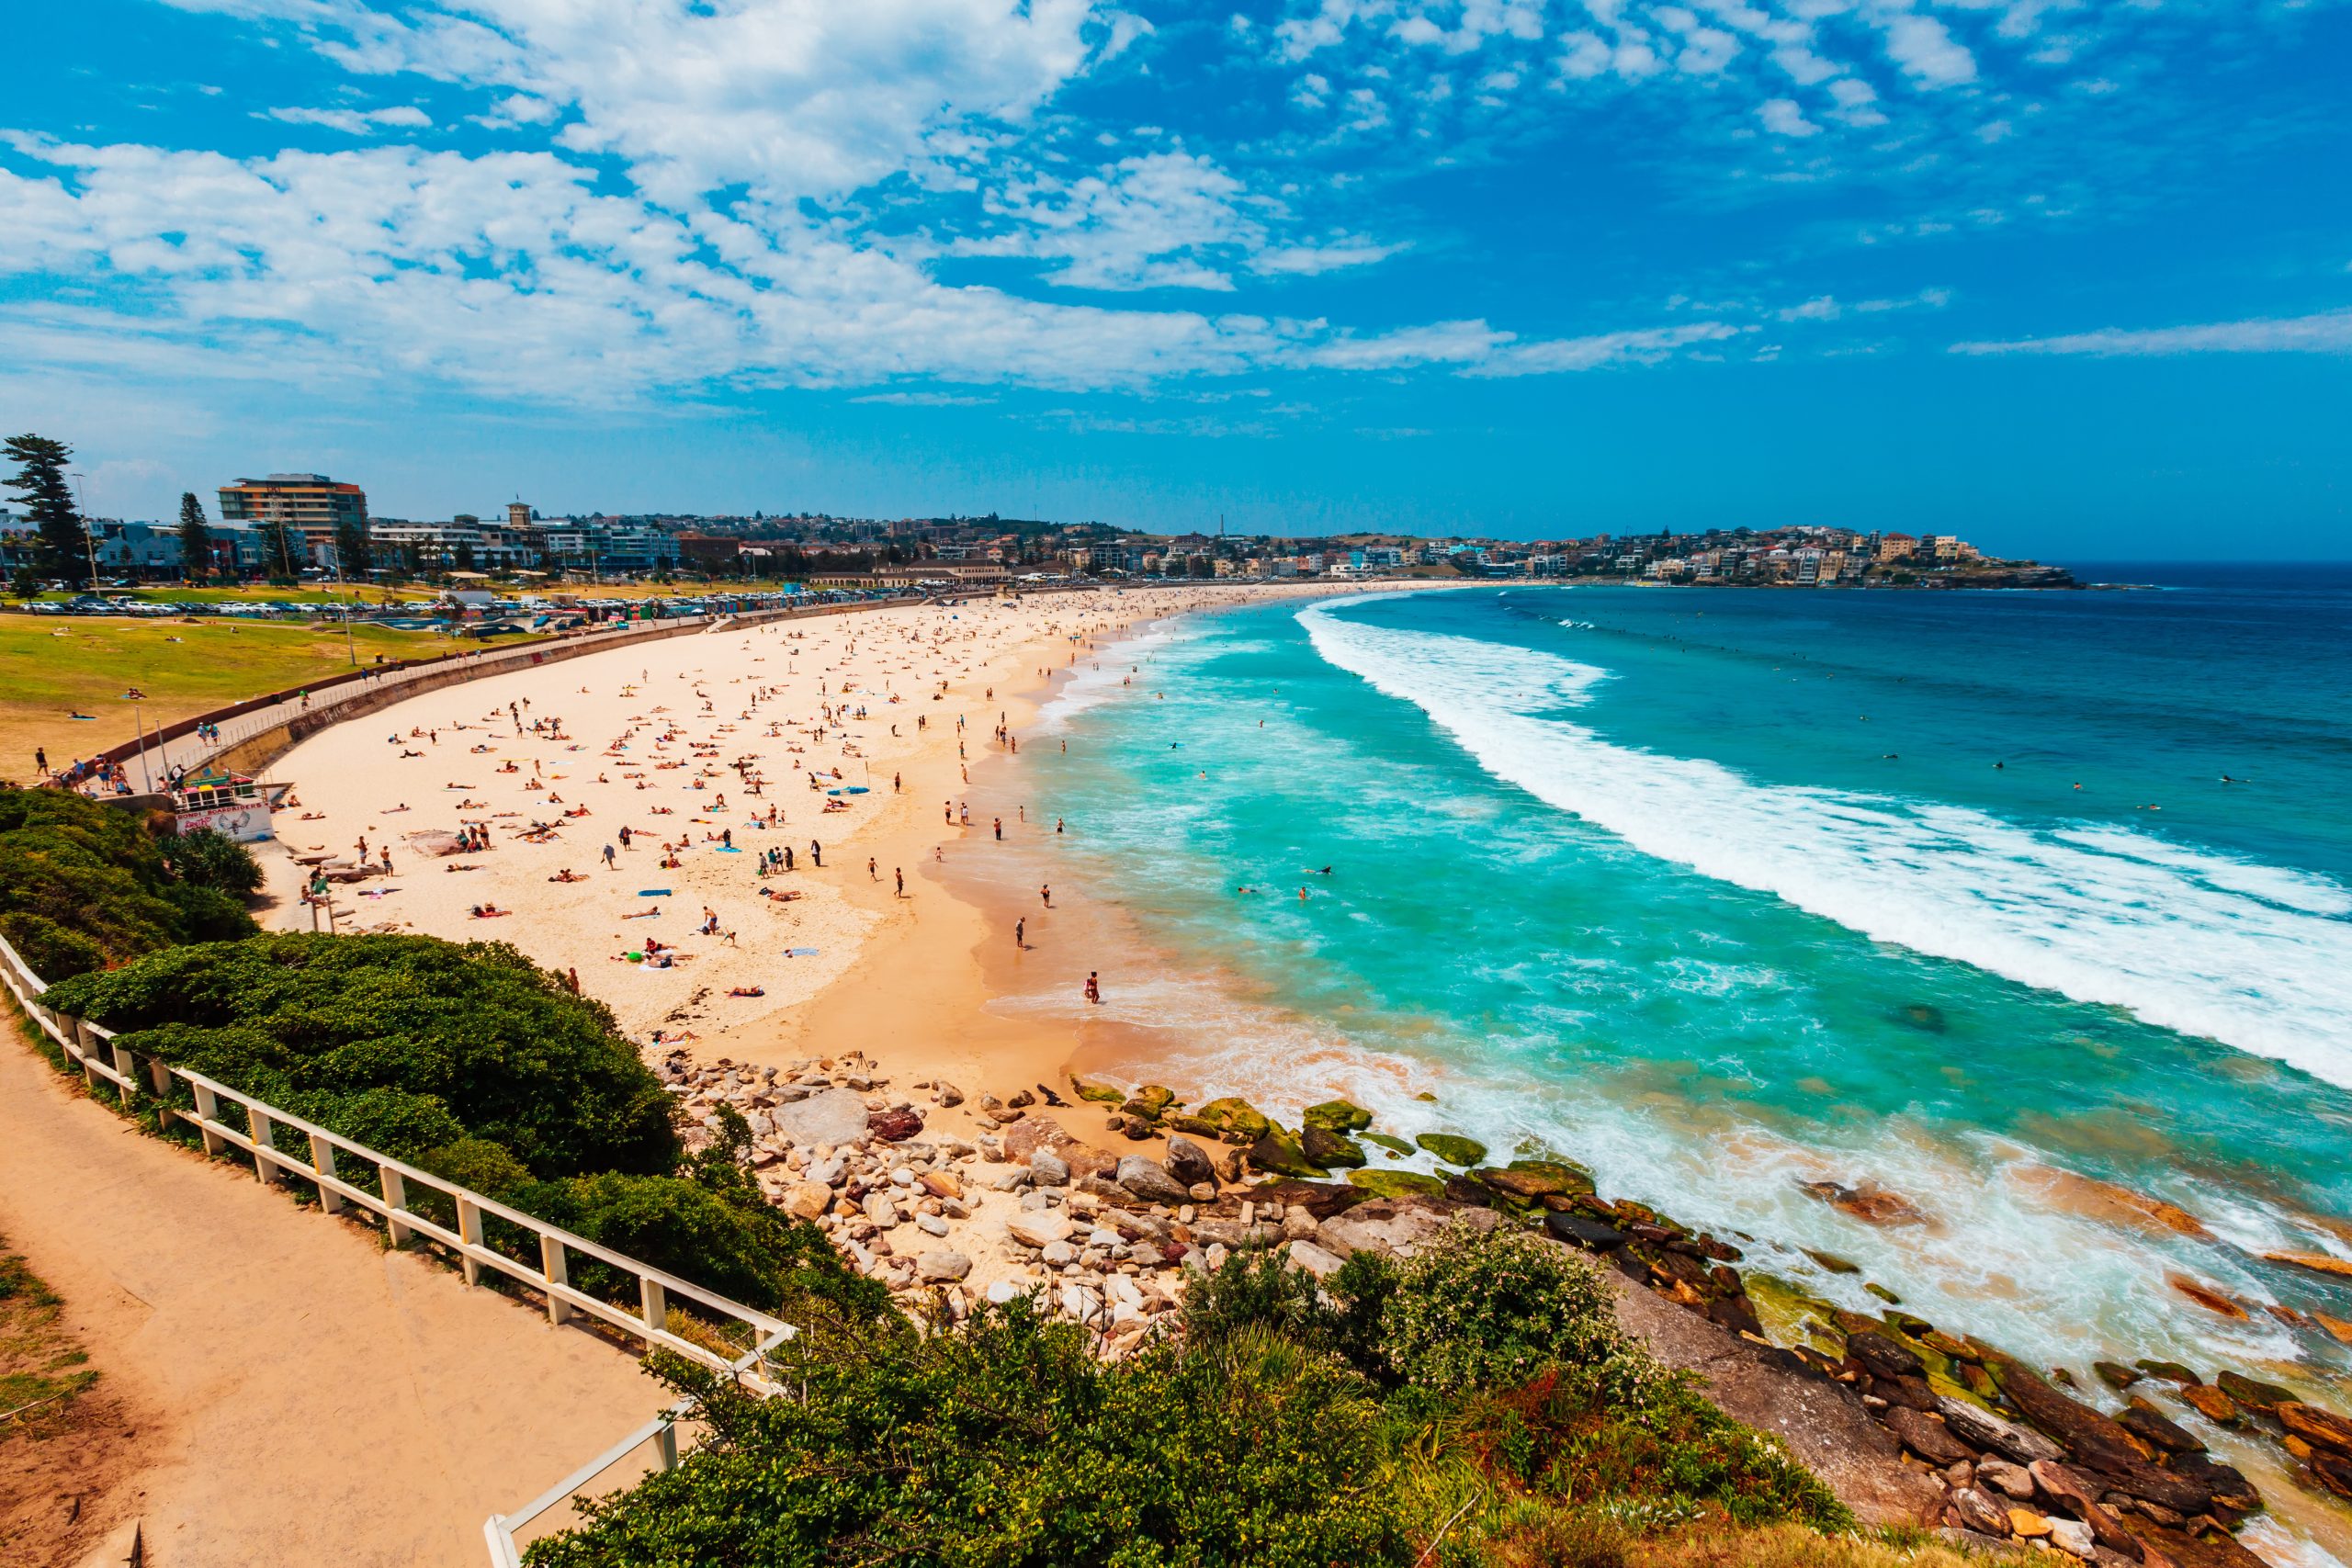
[1000,568,2352,1557]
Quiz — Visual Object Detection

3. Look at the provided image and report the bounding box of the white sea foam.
[1031,618,1190,736]
[1300,604,2352,1089]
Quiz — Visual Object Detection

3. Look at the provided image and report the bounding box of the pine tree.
[257,516,300,581]
[177,491,213,582]
[5,434,88,586]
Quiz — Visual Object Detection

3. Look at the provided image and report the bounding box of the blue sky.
[4,0,2347,557]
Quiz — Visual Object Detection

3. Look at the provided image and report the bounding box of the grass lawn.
[0,614,493,784]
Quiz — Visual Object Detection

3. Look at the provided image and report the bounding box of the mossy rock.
[1302,1100,1373,1133]
[1741,1274,1848,1353]
[1127,1084,1176,1115]
[1070,1078,1127,1105]
[1802,1247,1861,1275]
[1415,1133,1487,1168]
[1494,1159,1596,1197]
[1193,1097,1272,1145]
[1347,1168,1448,1199]
[2215,1371,2295,1408]
[1166,1114,1221,1139]
[1865,1282,1902,1305]
[1360,1132,1413,1156]
[1246,1126,1326,1179]
[2134,1359,2201,1386]
[1299,1125,1367,1168]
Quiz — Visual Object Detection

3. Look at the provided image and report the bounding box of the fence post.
[190,1082,228,1156]
[309,1133,344,1215]
[381,1168,413,1247]
[250,1105,279,1184]
[539,1235,571,1325]
[74,1019,98,1087]
[146,1058,174,1133]
[458,1197,484,1287]
[639,1278,667,1348]
[655,1420,679,1471]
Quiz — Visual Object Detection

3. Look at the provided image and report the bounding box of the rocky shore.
[654,1052,2351,1566]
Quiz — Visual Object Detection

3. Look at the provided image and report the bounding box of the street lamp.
[121,687,153,793]
[69,472,99,592]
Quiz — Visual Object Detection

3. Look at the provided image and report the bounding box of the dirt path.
[0,1032,663,1567]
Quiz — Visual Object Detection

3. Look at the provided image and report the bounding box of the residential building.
[218,473,368,569]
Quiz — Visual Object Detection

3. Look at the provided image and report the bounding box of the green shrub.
[526,1304,1412,1568]
[1375,1224,1661,1405]
[42,933,678,1180]
[0,787,256,970]
[164,827,264,896]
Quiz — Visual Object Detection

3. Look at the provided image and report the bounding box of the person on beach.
[1041,885,1052,907]
[1084,971,1102,1005]
[1015,918,1024,948]
[895,868,904,897]
[603,843,616,868]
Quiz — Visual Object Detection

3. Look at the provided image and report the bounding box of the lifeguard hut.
[172,768,290,842]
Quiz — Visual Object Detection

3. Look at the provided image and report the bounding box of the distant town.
[1,467,2074,594]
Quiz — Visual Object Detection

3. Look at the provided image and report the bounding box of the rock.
[919,1170,964,1200]
[1979,1457,2035,1499]
[917,1249,972,1282]
[1989,1355,2147,1472]
[1029,1150,1070,1187]
[2211,1371,2293,1410]
[768,1088,875,1147]
[915,1213,950,1237]
[1800,1179,1928,1226]
[2264,1249,2352,1280]
[2029,1461,2143,1557]
[1161,1135,1218,1190]
[2008,1508,2052,1540]
[985,1280,1023,1306]
[2167,1274,2249,1320]
[866,1107,924,1142]
[1948,1487,2012,1537]
[1299,1125,1367,1168]
[1848,1332,1927,1381]
[2096,1361,2143,1391]
[1885,1406,1976,1468]
[1302,1100,1372,1132]
[1070,1077,1125,1104]
[1249,1179,1371,1220]
[2133,1360,2200,1386]
[1319,1195,1496,1260]
[1346,1168,1448,1200]
[1246,1126,1324,1179]
[1484,1161,1596,1201]
[1414,1132,1487,1168]
[1041,1240,1077,1266]
[1936,1395,2065,1465]
[1804,1247,1863,1274]
[1286,1239,1346,1280]
[2278,1402,2352,1455]
[1001,1117,1118,1179]
[1543,1212,1631,1250]
[933,1081,965,1107]
[2016,1166,2216,1244]
[862,1191,899,1228]
[2046,1517,2096,1559]
[1115,1156,1191,1206]
[782,1181,832,1221]
[1124,1084,1175,1117]
[969,1164,1030,1193]
[1006,1213,1073,1249]
[2120,1402,2204,1455]
[1190,1097,1272,1144]
[1359,1131,1414,1156]
[2177,1384,2240,1425]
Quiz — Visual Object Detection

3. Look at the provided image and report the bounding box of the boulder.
[1191,1097,1272,1145]
[1978,1457,2035,1499]
[2212,1371,2294,1410]
[2278,1402,2352,1455]
[1161,1135,1218,1190]
[917,1249,973,1282]
[1028,1149,1070,1187]
[768,1088,874,1147]
[1936,1395,2065,1465]
[1359,1132,1414,1156]
[1414,1132,1487,1168]
[1299,1125,1367,1168]
[1989,1355,2146,1472]
[1302,1100,1372,1133]
[1484,1161,1596,1200]
[1799,1179,1928,1226]
[2177,1384,2240,1424]
[2119,1402,2203,1455]
[1006,1213,1073,1249]
[2028,1461,2143,1558]
[1947,1487,2012,1538]
[1115,1156,1191,1206]
[1320,1196,1495,1260]
[1848,1332,1927,1381]
[1286,1239,1346,1280]
[1248,1179,1370,1220]
[1246,1126,1325,1179]
[1122,1084,1175,1118]
[1543,1212,1631,1250]
[1884,1406,1975,1469]
[1070,1077,1126,1104]
[866,1107,924,1142]
[2045,1517,2095,1560]
[1346,1168,1448,1200]
[861,1191,899,1228]
[782,1181,831,1221]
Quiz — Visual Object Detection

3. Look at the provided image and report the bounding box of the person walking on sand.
[1015,918,1024,948]
[1083,971,1101,1005]
[1041,884,1052,908]
[993,817,1002,841]
[603,843,616,869]
[895,867,904,897]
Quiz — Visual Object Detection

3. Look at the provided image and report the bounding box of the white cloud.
[1951,309,2352,357]
[265,104,432,133]
[1758,97,1820,138]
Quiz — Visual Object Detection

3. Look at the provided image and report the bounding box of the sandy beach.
[257,581,1408,1146]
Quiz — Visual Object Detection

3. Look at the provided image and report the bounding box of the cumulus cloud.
[266,105,433,133]
[1951,310,2352,357]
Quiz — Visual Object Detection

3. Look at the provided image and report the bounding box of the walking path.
[0,1032,662,1568]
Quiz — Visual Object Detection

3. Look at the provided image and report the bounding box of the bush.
[164,827,264,896]
[42,933,678,1180]
[0,787,257,974]
[1375,1224,1662,1406]
[526,1305,1412,1568]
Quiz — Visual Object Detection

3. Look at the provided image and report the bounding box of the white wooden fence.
[0,932,796,1563]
